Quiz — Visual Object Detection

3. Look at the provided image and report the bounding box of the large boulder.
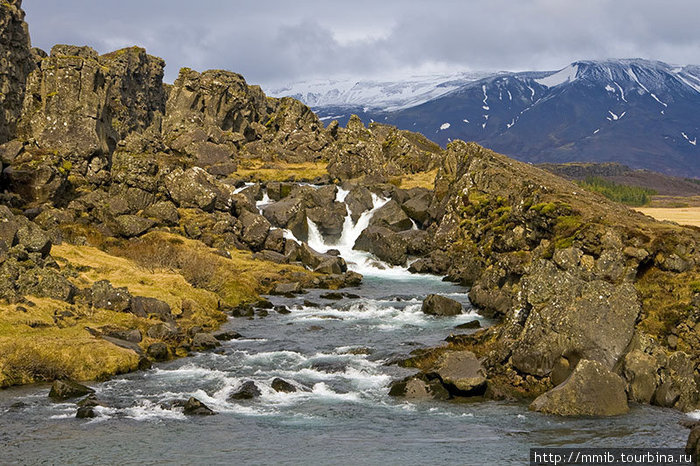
[262,196,307,240]
[183,397,216,416]
[48,379,94,401]
[130,296,172,320]
[164,68,268,139]
[297,243,346,273]
[165,167,222,212]
[388,374,450,401]
[237,210,270,250]
[229,381,262,400]
[15,221,51,256]
[16,267,76,302]
[622,349,658,404]
[401,189,433,226]
[191,332,220,351]
[369,200,413,232]
[113,215,155,238]
[90,280,132,312]
[421,294,463,317]
[306,202,347,238]
[344,186,374,222]
[687,426,700,458]
[530,359,629,416]
[271,378,297,393]
[353,225,407,266]
[142,201,180,226]
[326,115,388,181]
[429,351,486,395]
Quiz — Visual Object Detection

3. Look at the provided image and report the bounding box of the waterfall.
[305,191,421,278]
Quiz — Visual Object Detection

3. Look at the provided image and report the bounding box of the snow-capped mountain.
[268,71,494,112]
[270,59,700,177]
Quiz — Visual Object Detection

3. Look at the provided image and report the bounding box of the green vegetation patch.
[577,176,656,206]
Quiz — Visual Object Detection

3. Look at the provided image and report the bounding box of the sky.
[22,0,700,89]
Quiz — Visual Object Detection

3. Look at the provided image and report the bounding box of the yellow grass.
[393,169,438,190]
[635,207,700,228]
[0,297,141,386]
[233,159,328,182]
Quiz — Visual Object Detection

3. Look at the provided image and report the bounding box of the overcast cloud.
[22,0,700,88]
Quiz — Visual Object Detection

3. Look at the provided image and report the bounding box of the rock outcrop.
[529,360,629,416]
[400,141,700,414]
[0,0,34,144]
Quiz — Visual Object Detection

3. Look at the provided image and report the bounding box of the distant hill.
[538,162,700,197]
[272,59,700,178]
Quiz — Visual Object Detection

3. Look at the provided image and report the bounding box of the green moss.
[46,91,58,98]
[691,281,700,294]
[531,202,557,214]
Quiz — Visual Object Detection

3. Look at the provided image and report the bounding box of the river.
[0,188,691,465]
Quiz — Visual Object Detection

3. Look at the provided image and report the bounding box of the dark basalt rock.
[271,378,297,393]
[272,282,303,295]
[49,379,95,401]
[354,225,407,266]
[113,215,155,238]
[530,360,628,416]
[147,342,170,361]
[687,426,700,457]
[191,332,220,351]
[429,351,486,396]
[0,0,34,144]
[229,381,262,400]
[90,280,132,312]
[142,201,179,226]
[455,320,481,329]
[183,397,216,416]
[369,200,413,232]
[75,406,97,419]
[237,210,271,250]
[421,294,462,317]
[344,186,374,222]
[146,322,179,341]
[130,296,172,320]
[388,374,450,401]
[165,168,222,212]
[213,331,243,341]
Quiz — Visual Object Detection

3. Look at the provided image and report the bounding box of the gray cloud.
[22,0,700,88]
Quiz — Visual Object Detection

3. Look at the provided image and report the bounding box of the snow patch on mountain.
[535,64,579,87]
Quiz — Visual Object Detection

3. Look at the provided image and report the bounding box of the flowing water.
[0,188,692,465]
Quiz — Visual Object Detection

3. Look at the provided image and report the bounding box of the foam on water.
[289,300,480,329]
[124,400,186,421]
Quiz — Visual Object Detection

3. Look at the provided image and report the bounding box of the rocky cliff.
[402,141,700,413]
[0,0,34,144]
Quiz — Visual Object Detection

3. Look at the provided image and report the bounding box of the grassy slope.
[0,232,315,387]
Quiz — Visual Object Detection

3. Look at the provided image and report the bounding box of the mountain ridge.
[272,58,700,177]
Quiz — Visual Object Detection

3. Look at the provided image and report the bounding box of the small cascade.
[256,191,271,214]
[232,183,254,195]
[306,191,420,278]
